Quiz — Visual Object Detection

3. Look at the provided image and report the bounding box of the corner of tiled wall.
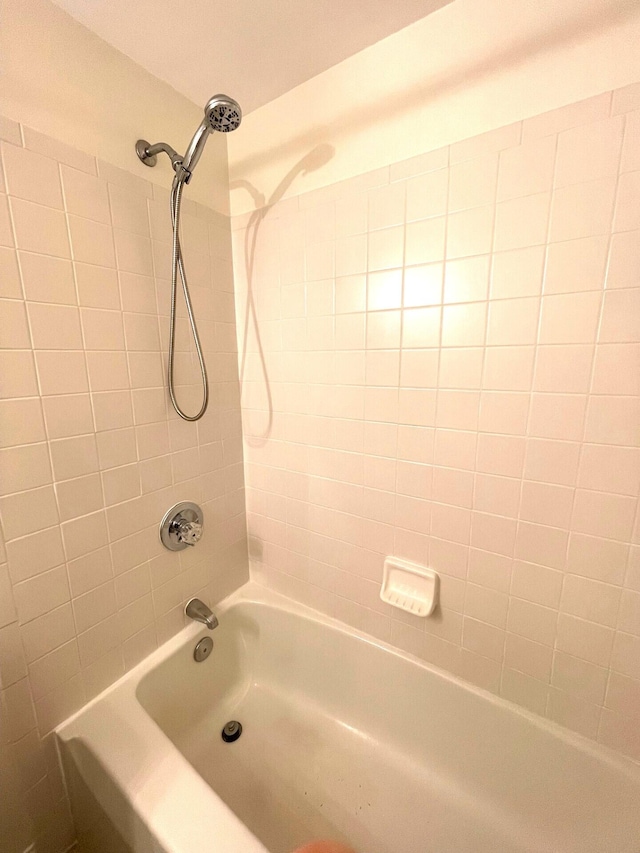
[0,115,248,853]
[232,82,640,764]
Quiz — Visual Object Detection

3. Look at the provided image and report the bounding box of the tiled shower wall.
[0,115,247,852]
[233,84,640,761]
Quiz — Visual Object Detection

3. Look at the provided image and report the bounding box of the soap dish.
[380,557,439,617]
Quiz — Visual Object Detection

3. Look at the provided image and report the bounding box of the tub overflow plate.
[193,636,213,662]
[222,720,242,742]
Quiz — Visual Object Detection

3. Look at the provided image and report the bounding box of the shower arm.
[135,140,192,182]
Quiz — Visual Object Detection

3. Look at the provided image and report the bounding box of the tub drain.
[221,720,242,742]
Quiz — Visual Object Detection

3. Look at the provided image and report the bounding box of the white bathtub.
[57,583,640,853]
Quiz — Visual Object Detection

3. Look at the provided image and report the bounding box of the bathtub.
[57,583,640,853]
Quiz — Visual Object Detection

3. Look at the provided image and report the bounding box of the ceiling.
[51,0,453,114]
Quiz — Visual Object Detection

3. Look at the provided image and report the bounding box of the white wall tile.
[2,144,63,209]
[549,178,616,242]
[10,198,70,257]
[554,116,624,187]
[505,633,553,682]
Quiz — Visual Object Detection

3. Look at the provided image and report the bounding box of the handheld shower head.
[135,94,242,181]
[133,93,242,421]
[204,95,242,133]
[180,95,242,179]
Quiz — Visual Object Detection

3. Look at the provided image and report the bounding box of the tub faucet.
[185,597,218,630]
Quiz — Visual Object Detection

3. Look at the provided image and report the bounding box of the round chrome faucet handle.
[175,518,203,546]
[160,501,204,551]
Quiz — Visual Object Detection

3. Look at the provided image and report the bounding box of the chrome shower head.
[204,95,242,133]
[135,94,242,182]
[180,95,242,179]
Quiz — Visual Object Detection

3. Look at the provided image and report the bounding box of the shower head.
[204,95,242,133]
[180,95,242,179]
[135,94,242,182]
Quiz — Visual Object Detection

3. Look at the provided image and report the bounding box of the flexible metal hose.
[167,176,209,421]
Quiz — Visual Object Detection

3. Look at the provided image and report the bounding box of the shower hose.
[167,175,209,421]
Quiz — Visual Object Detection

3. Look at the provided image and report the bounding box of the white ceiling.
[51,0,453,114]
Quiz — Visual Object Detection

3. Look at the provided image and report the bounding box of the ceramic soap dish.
[380,557,439,617]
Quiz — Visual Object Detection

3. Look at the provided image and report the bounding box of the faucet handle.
[174,518,203,546]
[160,501,204,551]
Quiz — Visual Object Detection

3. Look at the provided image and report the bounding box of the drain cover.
[221,720,242,742]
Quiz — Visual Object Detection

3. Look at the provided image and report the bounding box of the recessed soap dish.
[380,557,439,617]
